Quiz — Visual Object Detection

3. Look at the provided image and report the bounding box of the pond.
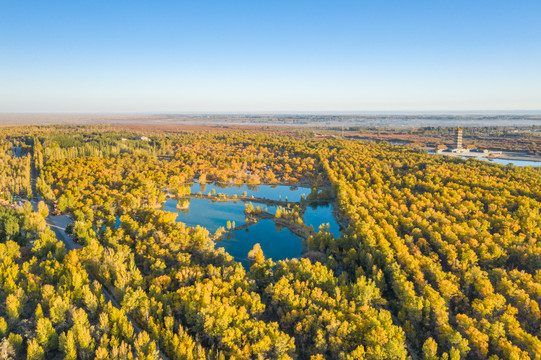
[303,202,341,238]
[164,183,341,268]
[217,219,302,267]
[165,197,341,238]
[163,198,249,233]
[190,182,311,202]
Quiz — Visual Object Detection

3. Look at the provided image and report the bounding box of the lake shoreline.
[430,149,541,166]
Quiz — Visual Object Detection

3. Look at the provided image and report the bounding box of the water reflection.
[217,219,302,268]
[303,202,341,238]
[163,182,341,268]
[163,198,248,233]
[481,158,541,167]
[190,182,310,202]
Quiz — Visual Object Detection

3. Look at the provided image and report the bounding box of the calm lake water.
[163,198,249,233]
[481,158,541,167]
[190,182,311,202]
[431,151,541,167]
[165,198,340,237]
[163,186,341,267]
[217,219,303,267]
[304,202,341,238]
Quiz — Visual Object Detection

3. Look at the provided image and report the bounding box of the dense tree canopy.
[1,125,540,359]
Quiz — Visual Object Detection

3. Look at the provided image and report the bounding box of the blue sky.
[1,0,540,112]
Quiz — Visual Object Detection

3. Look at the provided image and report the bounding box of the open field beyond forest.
[0,124,541,359]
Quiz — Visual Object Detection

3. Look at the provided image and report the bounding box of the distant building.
[436,127,503,158]
[455,127,463,149]
[449,127,469,153]
[137,136,150,141]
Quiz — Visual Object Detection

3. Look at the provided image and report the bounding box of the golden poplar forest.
[1,125,540,360]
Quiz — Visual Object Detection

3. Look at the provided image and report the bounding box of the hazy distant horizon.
[2,112,541,128]
[2,110,541,116]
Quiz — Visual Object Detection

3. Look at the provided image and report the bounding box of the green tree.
[59,330,77,360]
[37,201,49,218]
[35,318,58,352]
[7,333,22,353]
[135,331,160,360]
[422,338,438,360]
[0,317,7,337]
[2,216,19,241]
[26,339,45,360]
[22,212,46,238]
[5,294,20,321]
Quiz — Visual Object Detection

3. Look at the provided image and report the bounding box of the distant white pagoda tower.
[455,127,463,149]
